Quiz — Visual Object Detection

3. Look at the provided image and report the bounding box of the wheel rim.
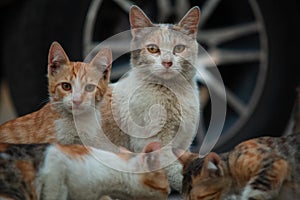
[83,0,268,150]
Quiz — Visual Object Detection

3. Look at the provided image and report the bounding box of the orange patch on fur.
[0,143,9,152]
[272,158,289,187]
[56,144,91,159]
[16,160,36,181]
[16,160,38,200]
[116,147,134,161]
[141,171,170,195]
[115,152,134,161]
[0,194,15,200]
[242,140,259,148]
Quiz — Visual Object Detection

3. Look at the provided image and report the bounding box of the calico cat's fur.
[100,5,201,191]
[174,133,300,200]
[0,42,112,148]
[0,142,170,200]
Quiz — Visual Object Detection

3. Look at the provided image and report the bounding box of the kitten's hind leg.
[241,158,289,200]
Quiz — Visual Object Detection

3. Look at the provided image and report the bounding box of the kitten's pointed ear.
[142,141,161,153]
[48,42,70,76]
[178,6,200,38]
[172,148,198,173]
[90,48,112,82]
[142,142,161,170]
[141,142,170,194]
[130,5,154,37]
[202,152,224,177]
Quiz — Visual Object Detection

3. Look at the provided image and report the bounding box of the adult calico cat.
[174,133,300,200]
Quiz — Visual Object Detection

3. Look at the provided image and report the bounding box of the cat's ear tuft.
[90,48,112,82]
[130,5,154,37]
[203,152,224,177]
[48,42,70,76]
[207,161,218,171]
[178,6,200,38]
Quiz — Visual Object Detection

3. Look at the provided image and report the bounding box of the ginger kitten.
[0,142,170,200]
[174,133,300,200]
[0,42,112,148]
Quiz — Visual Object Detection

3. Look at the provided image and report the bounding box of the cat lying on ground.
[174,133,300,200]
[0,141,169,200]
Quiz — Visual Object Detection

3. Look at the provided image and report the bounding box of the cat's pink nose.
[162,61,173,68]
[73,100,83,106]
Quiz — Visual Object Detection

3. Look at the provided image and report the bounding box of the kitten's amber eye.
[85,84,96,92]
[147,44,160,54]
[173,45,186,54]
[61,83,72,91]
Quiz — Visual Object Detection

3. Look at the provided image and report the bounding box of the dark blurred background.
[0,0,300,152]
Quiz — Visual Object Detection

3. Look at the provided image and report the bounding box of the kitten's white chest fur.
[112,72,200,152]
[55,111,115,151]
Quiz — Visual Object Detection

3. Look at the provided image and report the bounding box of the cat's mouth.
[68,104,86,114]
[153,67,180,80]
[69,104,97,115]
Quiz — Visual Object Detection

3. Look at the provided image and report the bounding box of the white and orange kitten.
[0,42,113,149]
[0,142,170,200]
[101,6,201,191]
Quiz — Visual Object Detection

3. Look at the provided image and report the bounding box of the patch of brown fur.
[116,146,135,161]
[100,86,130,148]
[0,194,15,200]
[15,160,38,200]
[0,143,9,152]
[141,170,170,196]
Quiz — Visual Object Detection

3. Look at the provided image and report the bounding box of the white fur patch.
[207,161,218,171]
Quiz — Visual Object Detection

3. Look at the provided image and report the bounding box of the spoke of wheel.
[89,40,130,52]
[209,49,262,66]
[198,0,222,28]
[198,48,261,67]
[157,0,172,22]
[113,0,135,13]
[174,0,190,21]
[197,68,247,116]
[83,0,103,56]
[225,86,248,116]
[198,22,260,46]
